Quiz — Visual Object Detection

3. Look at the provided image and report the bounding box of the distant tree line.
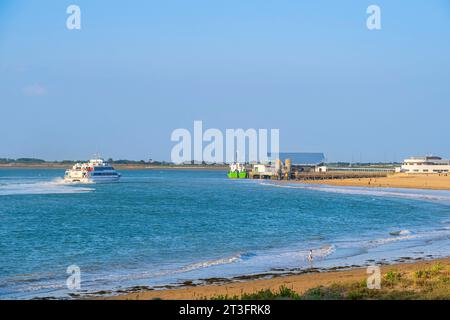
[327,162,401,167]
[109,159,168,165]
[0,158,228,166]
[0,158,46,164]
[0,158,159,164]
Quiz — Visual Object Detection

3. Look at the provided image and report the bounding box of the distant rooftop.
[407,156,444,161]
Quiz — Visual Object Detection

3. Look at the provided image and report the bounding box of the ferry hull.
[64,176,120,184]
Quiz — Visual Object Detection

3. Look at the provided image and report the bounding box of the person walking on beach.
[307,250,313,264]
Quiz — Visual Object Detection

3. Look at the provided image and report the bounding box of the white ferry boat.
[64,158,121,183]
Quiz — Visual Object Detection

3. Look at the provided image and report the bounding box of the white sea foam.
[78,247,335,286]
[389,230,412,236]
[306,244,335,260]
[264,245,335,263]
[0,178,94,196]
[70,253,246,284]
[366,228,450,248]
[178,254,243,273]
[368,234,418,246]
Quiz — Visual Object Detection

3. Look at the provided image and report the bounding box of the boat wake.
[0,178,94,196]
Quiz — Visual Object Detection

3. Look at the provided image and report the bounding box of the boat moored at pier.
[227,163,248,179]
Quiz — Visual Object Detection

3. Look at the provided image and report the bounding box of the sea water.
[0,169,449,299]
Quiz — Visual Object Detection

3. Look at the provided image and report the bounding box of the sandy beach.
[103,258,450,300]
[295,173,450,190]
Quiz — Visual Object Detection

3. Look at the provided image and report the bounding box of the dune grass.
[209,263,450,300]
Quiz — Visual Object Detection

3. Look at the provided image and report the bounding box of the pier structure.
[249,167,389,181]
[248,152,392,181]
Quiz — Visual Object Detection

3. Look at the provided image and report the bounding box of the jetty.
[245,153,393,181]
[250,171,388,181]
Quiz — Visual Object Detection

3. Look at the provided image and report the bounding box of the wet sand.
[100,258,450,300]
[295,173,450,191]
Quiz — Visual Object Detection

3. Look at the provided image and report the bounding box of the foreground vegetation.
[210,263,450,300]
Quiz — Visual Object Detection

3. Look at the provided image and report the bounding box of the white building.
[315,166,328,173]
[399,156,450,174]
[252,164,276,177]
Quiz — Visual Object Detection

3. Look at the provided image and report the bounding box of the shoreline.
[292,173,450,191]
[98,257,450,300]
[2,166,448,191]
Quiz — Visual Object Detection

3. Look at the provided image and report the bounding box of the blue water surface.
[0,169,449,298]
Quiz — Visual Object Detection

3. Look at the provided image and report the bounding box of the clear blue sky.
[1,0,449,162]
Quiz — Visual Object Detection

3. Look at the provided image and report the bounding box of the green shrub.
[384,271,402,287]
[209,264,450,300]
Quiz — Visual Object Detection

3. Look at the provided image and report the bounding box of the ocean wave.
[366,228,450,248]
[300,245,335,261]
[0,178,94,196]
[312,244,335,257]
[389,230,412,236]
[14,282,65,293]
[368,234,418,246]
[178,253,243,273]
[79,253,245,284]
